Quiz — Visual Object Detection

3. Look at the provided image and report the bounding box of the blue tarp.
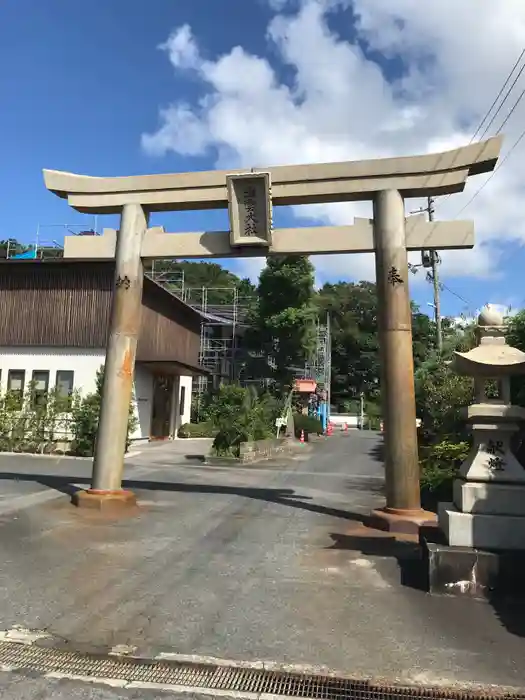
[11,249,37,259]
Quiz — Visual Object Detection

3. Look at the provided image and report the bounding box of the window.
[179,386,186,417]
[7,370,25,407]
[55,370,74,409]
[31,370,49,409]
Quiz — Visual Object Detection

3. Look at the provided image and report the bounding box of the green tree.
[411,305,438,367]
[317,281,379,407]
[316,282,439,407]
[416,360,473,445]
[245,255,317,388]
[505,310,525,407]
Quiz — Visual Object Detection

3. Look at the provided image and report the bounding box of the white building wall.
[0,346,105,397]
[0,347,196,442]
[130,364,154,441]
[178,375,192,427]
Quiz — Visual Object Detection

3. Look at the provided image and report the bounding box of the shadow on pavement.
[489,597,525,638]
[328,530,425,590]
[368,437,384,463]
[0,472,369,525]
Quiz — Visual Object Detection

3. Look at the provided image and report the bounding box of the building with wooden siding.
[0,260,205,441]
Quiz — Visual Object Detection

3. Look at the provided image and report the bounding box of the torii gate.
[43,136,502,531]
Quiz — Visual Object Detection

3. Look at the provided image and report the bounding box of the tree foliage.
[415,361,473,446]
[504,310,525,407]
[70,365,137,456]
[245,255,317,387]
[317,281,440,407]
[317,281,379,405]
[208,384,281,457]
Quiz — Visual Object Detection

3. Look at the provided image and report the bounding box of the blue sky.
[2,0,525,320]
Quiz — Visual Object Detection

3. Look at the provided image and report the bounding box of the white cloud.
[158,25,201,70]
[142,0,525,287]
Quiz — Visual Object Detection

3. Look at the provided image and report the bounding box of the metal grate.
[0,640,522,699]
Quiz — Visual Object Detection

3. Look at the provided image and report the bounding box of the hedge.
[293,413,323,436]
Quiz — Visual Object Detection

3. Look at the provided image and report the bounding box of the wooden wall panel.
[137,278,200,365]
[0,261,113,347]
[0,262,202,369]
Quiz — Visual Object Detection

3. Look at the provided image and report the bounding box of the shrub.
[420,439,470,511]
[293,413,323,436]
[178,422,216,438]
[69,392,101,457]
[209,384,276,457]
[0,384,68,454]
[415,361,473,445]
[69,365,137,457]
[190,391,215,424]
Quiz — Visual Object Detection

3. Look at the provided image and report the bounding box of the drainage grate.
[0,640,522,700]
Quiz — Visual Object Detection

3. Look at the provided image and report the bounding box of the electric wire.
[471,48,525,142]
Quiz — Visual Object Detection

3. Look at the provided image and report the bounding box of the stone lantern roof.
[454,304,525,377]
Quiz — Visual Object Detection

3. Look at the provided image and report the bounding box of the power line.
[438,47,525,208]
[440,281,471,307]
[478,53,525,141]
[494,85,525,136]
[471,48,525,142]
[453,123,525,217]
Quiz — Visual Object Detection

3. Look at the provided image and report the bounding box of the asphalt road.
[0,434,522,697]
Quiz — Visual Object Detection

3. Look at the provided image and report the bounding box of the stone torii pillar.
[72,203,149,509]
[371,190,430,532]
[42,136,502,515]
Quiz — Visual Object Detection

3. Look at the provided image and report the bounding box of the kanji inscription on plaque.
[227,172,273,247]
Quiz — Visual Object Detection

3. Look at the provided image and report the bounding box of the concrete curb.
[0,450,141,461]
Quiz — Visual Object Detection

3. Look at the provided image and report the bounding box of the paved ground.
[0,434,523,698]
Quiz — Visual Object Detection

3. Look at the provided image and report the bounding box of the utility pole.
[427,197,443,354]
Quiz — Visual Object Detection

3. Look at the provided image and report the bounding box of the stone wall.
[239,437,294,463]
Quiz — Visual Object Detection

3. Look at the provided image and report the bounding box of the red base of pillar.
[369,506,437,535]
[72,489,137,511]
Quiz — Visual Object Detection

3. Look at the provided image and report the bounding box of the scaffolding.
[1,223,100,261]
[148,264,257,405]
[293,315,332,400]
[183,286,255,399]
[148,265,332,414]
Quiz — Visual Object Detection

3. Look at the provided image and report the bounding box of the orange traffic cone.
[342,422,348,432]
[300,429,305,444]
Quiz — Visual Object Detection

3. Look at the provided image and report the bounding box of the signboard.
[227,172,273,247]
[294,379,317,394]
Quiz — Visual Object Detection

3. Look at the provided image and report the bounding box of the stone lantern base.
[440,502,525,551]
[438,474,525,550]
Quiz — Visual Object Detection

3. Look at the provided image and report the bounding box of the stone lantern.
[439,305,525,551]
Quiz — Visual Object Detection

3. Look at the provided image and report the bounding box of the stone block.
[453,479,525,516]
[422,536,525,599]
[439,502,525,550]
